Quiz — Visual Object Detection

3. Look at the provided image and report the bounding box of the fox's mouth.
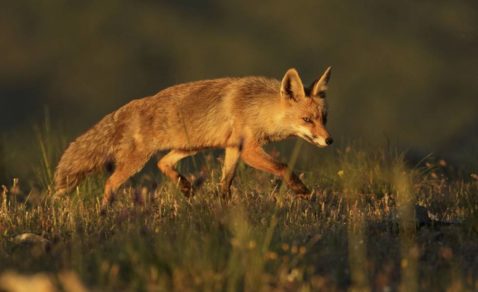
[301,135,316,144]
[298,134,328,148]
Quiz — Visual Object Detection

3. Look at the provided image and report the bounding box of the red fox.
[54,67,333,209]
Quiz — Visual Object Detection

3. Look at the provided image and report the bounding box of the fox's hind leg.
[101,150,150,210]
[220,146,241,198]
[241,144,310,196]
[158,150,197,196]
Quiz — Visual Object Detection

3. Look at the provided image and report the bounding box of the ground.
[0,145,477,291]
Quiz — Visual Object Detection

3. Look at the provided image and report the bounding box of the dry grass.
[0,141,477,291]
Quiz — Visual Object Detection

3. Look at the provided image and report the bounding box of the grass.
[0,134,477,291]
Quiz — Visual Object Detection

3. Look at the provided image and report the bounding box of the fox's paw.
[294,192,314,200]
[99,205,108,216]
[180,186,195,198]
[191,173,206,190]
[177,176,195,198]
[99,196,115,216]
[290,184,311,197]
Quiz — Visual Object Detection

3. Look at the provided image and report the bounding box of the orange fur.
[54,67,333,208]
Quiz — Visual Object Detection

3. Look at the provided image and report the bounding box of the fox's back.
[135,77,280,150]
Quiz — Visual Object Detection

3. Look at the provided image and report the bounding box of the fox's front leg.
[241,144,310,196]
[158,150,197,196]
[220,146,241,198]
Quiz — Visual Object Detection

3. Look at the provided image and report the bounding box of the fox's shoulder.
[234,76,280,97]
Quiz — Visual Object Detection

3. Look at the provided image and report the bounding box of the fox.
[54,67,333,209]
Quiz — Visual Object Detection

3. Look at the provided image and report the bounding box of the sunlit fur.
[54,67,333,208]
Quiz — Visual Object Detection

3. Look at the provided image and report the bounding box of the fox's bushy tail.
[54,113,117,194]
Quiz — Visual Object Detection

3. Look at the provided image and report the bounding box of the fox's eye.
[302,117,313,123]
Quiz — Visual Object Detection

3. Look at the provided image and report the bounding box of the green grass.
[0,140,477,291]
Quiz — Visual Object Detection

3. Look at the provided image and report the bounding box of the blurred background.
[1,0,477,184]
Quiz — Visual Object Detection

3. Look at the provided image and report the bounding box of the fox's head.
[280,67,333,147]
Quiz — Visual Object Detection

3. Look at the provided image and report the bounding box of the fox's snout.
[311,135,333,147]
[294,126,333,148]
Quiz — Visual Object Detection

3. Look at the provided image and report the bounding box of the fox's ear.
[311,66,332,98]
[280,68,305,101]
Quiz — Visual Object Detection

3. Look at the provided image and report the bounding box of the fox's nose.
[325,137,334,145]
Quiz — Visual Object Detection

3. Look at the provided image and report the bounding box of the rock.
[13,233,51,255]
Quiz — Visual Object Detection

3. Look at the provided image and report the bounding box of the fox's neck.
[250,98,290,144]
